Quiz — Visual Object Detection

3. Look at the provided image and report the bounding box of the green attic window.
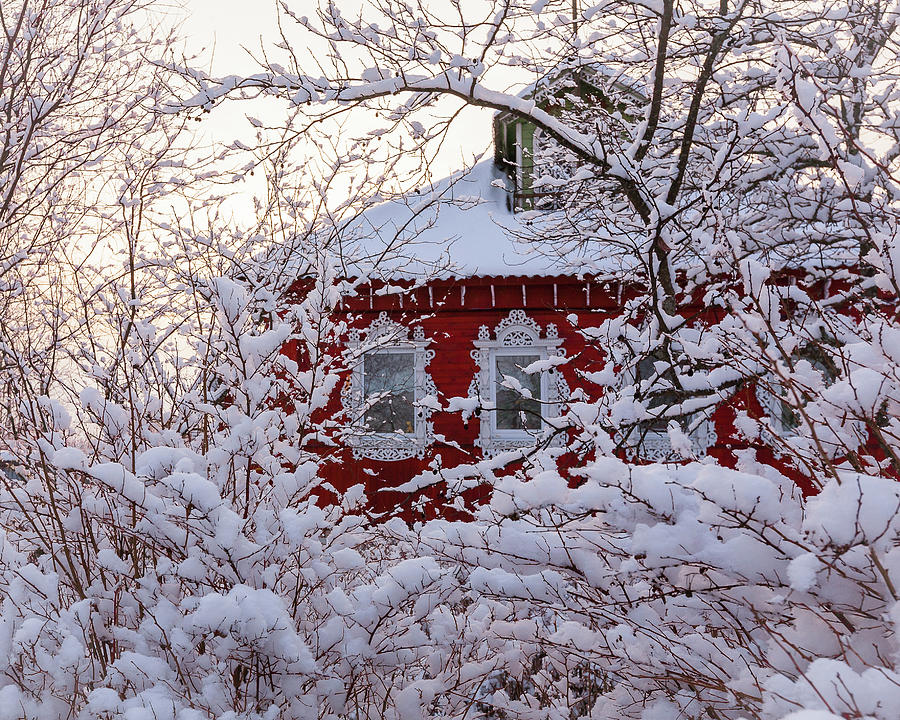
[493,114,536,210]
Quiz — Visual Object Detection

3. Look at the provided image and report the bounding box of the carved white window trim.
[616,360,718,462]
[468,309,570,456]
[342,312,436,461]
[617,416,718,463]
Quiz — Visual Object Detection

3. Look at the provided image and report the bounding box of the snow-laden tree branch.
[0,1,896,719]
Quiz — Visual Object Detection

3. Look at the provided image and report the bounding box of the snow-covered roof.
[328,159,588,280]
[509,62,647,108]
[273,158,856,286]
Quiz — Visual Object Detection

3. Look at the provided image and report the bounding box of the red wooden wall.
[286,273,827,521]
[318,275,610,519]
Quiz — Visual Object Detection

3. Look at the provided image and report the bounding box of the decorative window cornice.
[469,309,569,456]
[342,312,436,461]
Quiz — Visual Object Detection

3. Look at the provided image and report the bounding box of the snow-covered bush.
[169,0,900,717]
[1,0,899,718]
[0,240,470,717]
[393,452,898,720]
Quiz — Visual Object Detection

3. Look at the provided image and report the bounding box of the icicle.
[461,285,466,305]
[553,283,558,307]
[490,284,496,307]
[428,286,434,308]
[521,284,527,306]
[585,282,591,306]
[369,286,373,310]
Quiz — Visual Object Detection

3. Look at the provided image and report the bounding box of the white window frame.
[342,312,436,461]
[469,309,569,456]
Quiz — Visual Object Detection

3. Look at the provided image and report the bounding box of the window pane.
[637,356,677,430]
[363,352,415,433]
[633,356,710,459]
[495,354,542,430]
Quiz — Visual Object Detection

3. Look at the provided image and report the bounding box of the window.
[494,353,542,431]
[755,340,841,438]
[342,313,436,461]
[617,354,717,462]
[363,351,416,433]
[469,309,569,456]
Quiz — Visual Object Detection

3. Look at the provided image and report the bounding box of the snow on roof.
[516,62,647,106]
[329,159,587,280]
[274,157,856,286]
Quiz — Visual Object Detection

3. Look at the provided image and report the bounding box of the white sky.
[171,0,497,221]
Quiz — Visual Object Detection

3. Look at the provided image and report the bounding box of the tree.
[173,0,900,479]
[0,0,199,441]
[0,61,489,709]
[166,1,900,718]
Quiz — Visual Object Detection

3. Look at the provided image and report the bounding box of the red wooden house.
[277,160,823,521]
[283,99,845,519]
